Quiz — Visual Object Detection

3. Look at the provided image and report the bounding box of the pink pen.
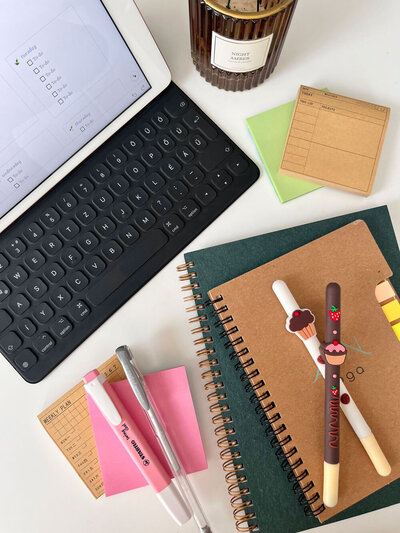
[83,370,191,525]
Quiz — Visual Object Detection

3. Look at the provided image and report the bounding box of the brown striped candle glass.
[189,0,298,91]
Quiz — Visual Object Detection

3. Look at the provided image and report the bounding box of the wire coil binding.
[210,293,326,519]
[177,262,258,533]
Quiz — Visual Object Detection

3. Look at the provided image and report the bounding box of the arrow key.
[195,184,217,206]
[227,154,249,175]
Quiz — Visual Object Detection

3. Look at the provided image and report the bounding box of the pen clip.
[116,345,150,411]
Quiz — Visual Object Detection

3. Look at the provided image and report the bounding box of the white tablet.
[0,0,171,232]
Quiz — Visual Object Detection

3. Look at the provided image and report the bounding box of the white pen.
[116,345,212,533]
[272,280,391,477]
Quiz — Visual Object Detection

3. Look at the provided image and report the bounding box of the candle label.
[211,32,273,73]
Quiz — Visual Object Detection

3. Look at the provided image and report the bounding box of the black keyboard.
[0,82,259,383]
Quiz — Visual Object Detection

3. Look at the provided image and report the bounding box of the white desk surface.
[1,1,400,532]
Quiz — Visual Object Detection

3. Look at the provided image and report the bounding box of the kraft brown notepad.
[208,220,400,522]
[279,86,390,196]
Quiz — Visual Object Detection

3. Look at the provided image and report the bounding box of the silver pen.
[116,345,212,533]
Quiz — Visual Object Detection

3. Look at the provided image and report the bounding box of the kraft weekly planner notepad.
[177,205,400,533]
[38,355,207,497]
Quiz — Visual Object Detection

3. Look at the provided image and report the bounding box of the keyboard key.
[85,256,106,277]
[152,196,172,216]
[95,217,116,237]
[51,287,71,308]
[170,123,188,142]
[33,332,55,354]
[5,237,26,259]
[51,316,73,339]
[27,278,48,299]
[14,349,38,371]
[42,235,63,255]
[57,193,77,214]
[87,229,168,306]
[40,208,60,228]
[189,133,207,152]
[176,146,194,164]
[122,134,143,156]
[79,231,99,253]
[144,173,165,193]
[163,214,184,236]
[69,271,89,292]
[183,166,204,187]
[19,318,37,338]
[90,163,110,184]
[157,134,175,152]
[109,175,129,196]
[164,96,189,117]
[103,240,123,261]
[59,220,80,241]
[141,146,162,166]
[112,202,132,222]
[125,160,146,181]
[211,169,233,190]
[0,282,10,302]
[10,294,30,315]
[76,205,97,225]
[129,187,149,208]
[70,300,91,322]
[138,122,156,141]
[160,158,181,180]
[136,210,156,231]
[195,184,217,206]
[34,303,54,324]
[198,139,233,172]
[93,190,113,211]
[119,225,139,247]
[0,331,22,355]
[61,247,82,268]
[23,222,44,243]
[44,263,65,284]
[106,148,127,170]
[0,310,12,333]
[25,250,46,271]
[168,180,189,201]
[179,199,201,220]
[183,109,218,140]
[7,265,28,287]
[151,111,169,129]
[0,253,9,273]
[73,177,94,199]
[227,154,249,175]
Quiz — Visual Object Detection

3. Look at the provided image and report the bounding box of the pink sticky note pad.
[86,366,207,496]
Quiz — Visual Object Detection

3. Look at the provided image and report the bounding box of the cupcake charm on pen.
[286,308,317,340]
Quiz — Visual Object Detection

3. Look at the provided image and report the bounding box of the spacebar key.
[87,229,168,306]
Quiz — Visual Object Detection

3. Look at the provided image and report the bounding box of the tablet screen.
[0,0,151,218]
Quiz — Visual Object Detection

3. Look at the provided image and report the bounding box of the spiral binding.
[177,261,258,533]
[210,293,326,519]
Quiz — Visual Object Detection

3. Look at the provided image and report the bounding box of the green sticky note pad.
[246,93,326,203]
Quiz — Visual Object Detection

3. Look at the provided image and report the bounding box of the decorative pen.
[83,369,192,526]
[116,345,212,533]
[321,283,346,507]
[272,280,391,478]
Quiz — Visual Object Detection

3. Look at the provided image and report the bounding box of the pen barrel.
[103,381,171,493]
[324,364,340,465]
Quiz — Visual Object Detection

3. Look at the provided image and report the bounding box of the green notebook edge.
[181,205,400,533]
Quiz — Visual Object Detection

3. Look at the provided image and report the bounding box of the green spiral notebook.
[178,205,400,533]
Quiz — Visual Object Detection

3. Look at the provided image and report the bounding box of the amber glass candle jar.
[189,0,298,91]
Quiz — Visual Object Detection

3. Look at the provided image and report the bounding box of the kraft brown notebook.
[208,220,400,522]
